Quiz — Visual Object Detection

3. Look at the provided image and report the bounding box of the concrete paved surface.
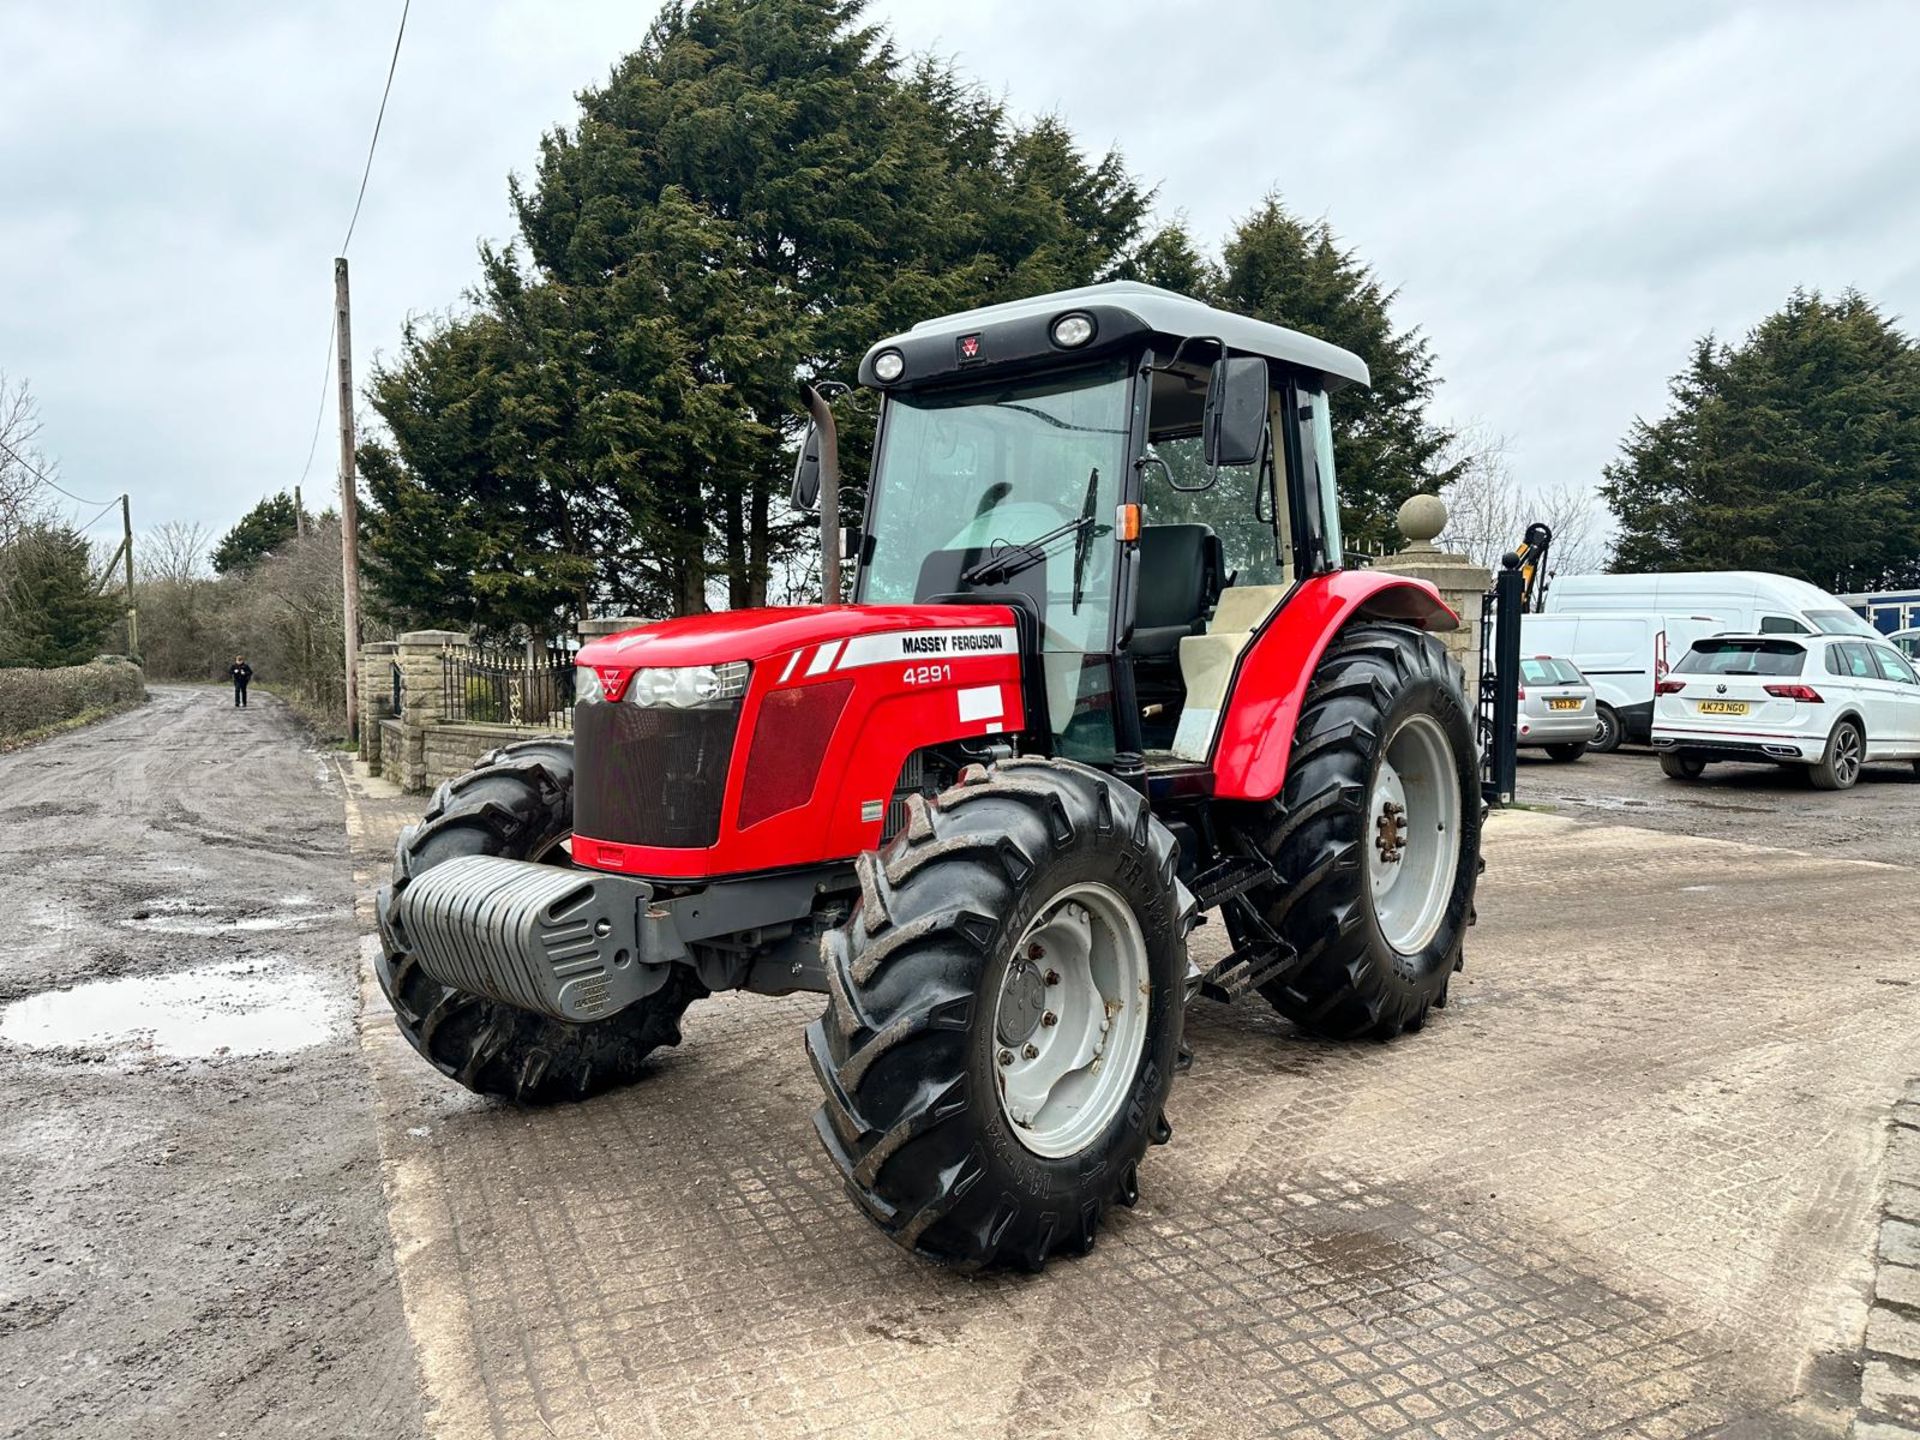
[0,688,421,1440]
[344,763,1920,1439]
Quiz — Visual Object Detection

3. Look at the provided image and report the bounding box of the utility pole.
[293,483,305,538]
[335,257,362,744]
[120,494,138,659]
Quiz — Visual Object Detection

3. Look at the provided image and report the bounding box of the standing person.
[230,655,253,708]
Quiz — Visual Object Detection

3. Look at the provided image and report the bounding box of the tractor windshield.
[861,361,1130,658]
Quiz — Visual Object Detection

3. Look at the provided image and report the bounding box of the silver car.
[1518,656,1599,761]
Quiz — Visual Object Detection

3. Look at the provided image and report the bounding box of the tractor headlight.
[872,348,905,382]
[626,661,751,709]
[574,665,606,705]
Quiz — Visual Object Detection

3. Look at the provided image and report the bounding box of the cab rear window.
[1674,639,1806,676]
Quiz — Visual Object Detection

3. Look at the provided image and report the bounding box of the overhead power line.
[295,0,409,493]
[341,0,411,256]
[0,433,112,509]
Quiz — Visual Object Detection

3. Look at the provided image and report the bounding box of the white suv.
[1651,634,1920,790]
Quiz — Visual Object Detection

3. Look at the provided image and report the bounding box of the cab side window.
[1759,615,1811,635]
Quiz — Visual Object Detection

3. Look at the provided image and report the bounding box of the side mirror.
[840,525,861,563]
[790,422,823,512]
[1202,355,1268,469]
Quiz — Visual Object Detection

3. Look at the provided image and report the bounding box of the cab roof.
[861,280,1371,392]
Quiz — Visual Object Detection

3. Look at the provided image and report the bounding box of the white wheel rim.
[992,881,1150,1159]
[1365,714,1462,955]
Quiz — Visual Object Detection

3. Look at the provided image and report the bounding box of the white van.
[1518,611,1726,750]
[1545,571,1878,639]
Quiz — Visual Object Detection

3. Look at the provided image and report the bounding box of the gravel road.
[1516,743,1920,867]
[0,686,422,1439]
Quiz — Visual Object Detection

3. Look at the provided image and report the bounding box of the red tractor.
[377,283,1482,1270]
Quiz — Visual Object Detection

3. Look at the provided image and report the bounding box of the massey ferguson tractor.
[376,282,1482,1270]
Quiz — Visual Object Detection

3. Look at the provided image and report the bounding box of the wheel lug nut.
[998,1048,1014,1066]
[1022,1042,1039,1060]
[1044,969,1059,985]
[1027,943,1046,960]
[1041,1011,1057,1027]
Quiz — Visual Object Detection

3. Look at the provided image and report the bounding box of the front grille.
[573,699,741,848]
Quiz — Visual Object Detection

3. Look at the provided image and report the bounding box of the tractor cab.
[839,282,1368,781]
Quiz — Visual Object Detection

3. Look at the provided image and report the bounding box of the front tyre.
[374,739,705,1105]
[808,758,1186,1270]
[1544,742,1588,762]
[1225,622,1481,1040]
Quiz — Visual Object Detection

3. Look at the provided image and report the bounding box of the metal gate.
[1479,554,1523,805]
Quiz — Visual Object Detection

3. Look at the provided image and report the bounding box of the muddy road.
[0,686,421,1439]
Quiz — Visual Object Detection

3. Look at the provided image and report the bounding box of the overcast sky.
[4,0,1918,552]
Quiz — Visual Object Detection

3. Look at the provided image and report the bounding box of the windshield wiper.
[961,513,1096,586]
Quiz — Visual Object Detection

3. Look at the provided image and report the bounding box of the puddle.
[121,894,329,936]
[0,960,341,1062]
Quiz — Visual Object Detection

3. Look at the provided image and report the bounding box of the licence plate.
[1547,698,1582,711]
[1697,700,1749,716]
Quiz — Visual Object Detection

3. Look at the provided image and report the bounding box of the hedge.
[0,657,148,743]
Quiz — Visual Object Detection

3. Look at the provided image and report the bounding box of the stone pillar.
[576,615,656,647]
[393,630,469,792]
[358,640,397,773]
[1384,495,1492,698]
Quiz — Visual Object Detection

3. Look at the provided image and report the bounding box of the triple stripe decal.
[783,627,1019,679]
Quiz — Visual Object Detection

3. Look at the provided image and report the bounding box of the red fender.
[1210,570,1459,802]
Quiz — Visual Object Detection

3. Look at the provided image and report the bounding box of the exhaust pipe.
[801,383,841,602]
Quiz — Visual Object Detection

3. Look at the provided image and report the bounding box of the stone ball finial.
[1397,493,1447,549]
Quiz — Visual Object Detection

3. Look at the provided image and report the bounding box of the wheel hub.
[995,960,1048,1046]
[1374,800,1408,864]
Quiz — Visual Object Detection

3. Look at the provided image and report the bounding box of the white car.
[1651,633,1920,789]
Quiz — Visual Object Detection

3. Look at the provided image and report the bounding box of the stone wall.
[420,722,554,790]
[360,618,652,794]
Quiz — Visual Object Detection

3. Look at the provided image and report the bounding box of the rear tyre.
[375,739,705,1105]
[1808,720,1864,791]
[1224,622,1481,1041]
[1544,742,1588,762]
[1659,752,1706,781]
[1589,704,1623,753]
[808,758,1186,1270]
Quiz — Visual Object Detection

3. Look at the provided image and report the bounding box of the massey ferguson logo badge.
[957,333,982,361]
[901,631,1006,655]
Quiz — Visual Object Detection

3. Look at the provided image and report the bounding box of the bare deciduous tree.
[0,373,54,548]
[140,521,212,585]
[1437,428,1612,581]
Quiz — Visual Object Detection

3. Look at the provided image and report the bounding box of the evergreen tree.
[0,524,121,667]
[363,0,1163,623]
[1602,289,1920,588]
[212,491,307,575]
[1218,197,1461,547]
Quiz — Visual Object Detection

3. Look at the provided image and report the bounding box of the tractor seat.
[1132,524,1224,659]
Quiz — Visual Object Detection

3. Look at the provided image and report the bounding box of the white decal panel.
[956,685,1003,723]
[833,626,1018,671]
